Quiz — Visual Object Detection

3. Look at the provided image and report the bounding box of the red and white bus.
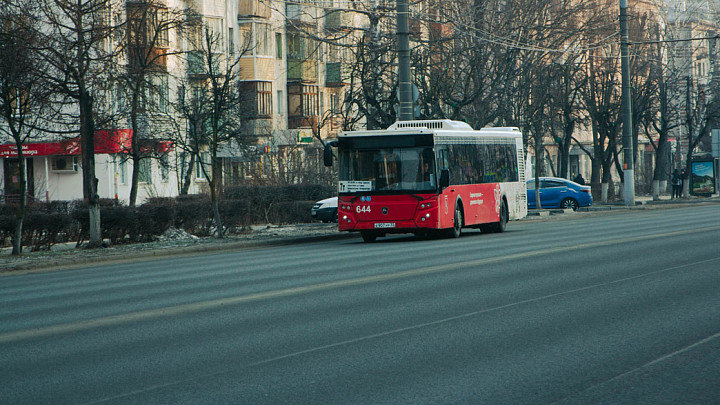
[324,120,527,242]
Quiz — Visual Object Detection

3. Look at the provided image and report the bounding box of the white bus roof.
[341,120,521,138]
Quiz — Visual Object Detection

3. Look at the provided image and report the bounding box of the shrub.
[101,206,139,244]
[174,195,212,236]
[22,212,72,250]
[2,184,331,248]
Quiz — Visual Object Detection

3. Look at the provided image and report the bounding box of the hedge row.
[0,185,335,250]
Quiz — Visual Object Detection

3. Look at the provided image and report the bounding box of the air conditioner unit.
[51,156,78,173]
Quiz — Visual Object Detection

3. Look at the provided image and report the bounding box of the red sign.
[0,129,136,158]
[0,139,79,157]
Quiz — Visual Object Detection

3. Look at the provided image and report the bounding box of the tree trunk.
[601,182,609,203]
[129,154,140,206]
[88,203,102,245]
[80,90,102,247]
[180,152,196,195]
[11,150,27,255]
[212,196,223,238]
[652,139,669,200]
[652,180,660,201]
[129,92,139,207]
[210,148,223,238]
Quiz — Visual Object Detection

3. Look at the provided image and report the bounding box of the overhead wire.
[259,0,716,61]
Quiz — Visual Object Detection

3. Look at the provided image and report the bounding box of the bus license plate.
[374,223,395,229]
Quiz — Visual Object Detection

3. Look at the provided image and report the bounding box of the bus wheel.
[492,200,508,233]
[448,205,462,238]
[361,231,377,243]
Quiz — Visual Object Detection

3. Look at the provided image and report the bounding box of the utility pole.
[396,0,413,121]
[620,0,635,205]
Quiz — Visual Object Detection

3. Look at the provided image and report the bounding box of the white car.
[311,197,338,223]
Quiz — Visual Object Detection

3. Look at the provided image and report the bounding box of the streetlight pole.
[396,0,413,121]
[620,0,635,205]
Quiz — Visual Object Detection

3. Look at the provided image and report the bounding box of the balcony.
[325,62,348,87]
[186,51,205,77]
[288,115,318,132]
[238,57,274,81]
[129,46,168,73]
[286,3,316,27]
[287,59,317,83]
[324,9,352,32]
[238,0,270,19]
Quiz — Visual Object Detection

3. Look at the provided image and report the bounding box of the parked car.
[526,177,592,210]
[311,197,338,222]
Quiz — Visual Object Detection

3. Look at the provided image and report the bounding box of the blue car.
[526,177,593,210]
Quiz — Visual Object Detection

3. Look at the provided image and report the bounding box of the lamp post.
[620,0,636,205]
[396,0,413,121]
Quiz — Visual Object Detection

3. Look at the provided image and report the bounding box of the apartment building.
[0,0,365,204]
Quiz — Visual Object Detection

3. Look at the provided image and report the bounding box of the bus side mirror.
[439,169,450,189]
[324,141,337,167]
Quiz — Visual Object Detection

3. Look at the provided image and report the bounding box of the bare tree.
[640,23,683,199]
[0,0,52,255]
[176,15,252,238]
[117,0,189,206]
[35,0,123,246]
[683,76,720,196]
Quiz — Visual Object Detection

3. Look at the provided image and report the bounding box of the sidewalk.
[527,193,720,216]
[3,196,718,274]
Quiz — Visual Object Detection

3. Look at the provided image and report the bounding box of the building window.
[238,22,271,56]
[206,17,224,51]
[196,152,209,180]
[138,158,152,184]
[256,23,271,56]
[118,157,127,184]
[257,81,272,116]
[277,90,284,115]
[160,154,169,182]
[276,33,283,59]
[156,75,169,113]
[288,84,319,129]
[330,92,339,113]
[301,85,318,116]
[228,27,234,55]
[241,81,273,117]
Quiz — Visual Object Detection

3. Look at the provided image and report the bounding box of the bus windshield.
[338,147,436,193]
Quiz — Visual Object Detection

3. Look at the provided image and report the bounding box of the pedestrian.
[573,173,585,185]
[680,169,687,198]
[671,169,681,199]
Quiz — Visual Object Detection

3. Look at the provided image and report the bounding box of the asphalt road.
[1,204,720,404]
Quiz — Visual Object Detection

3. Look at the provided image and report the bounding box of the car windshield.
[338,147,436,193]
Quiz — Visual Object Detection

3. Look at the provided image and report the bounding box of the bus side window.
[437,148,449,170]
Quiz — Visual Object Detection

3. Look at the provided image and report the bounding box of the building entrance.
[2,158,34,203]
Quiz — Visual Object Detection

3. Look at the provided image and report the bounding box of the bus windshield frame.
[338,146,437,194]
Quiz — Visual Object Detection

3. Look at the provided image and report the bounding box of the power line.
[629,34,720,45]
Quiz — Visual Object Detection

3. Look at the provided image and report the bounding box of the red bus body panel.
[338,183,503,233]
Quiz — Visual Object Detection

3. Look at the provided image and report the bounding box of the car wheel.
[361,231,377,243]
[332,208,338,223]
[561,198,578,211]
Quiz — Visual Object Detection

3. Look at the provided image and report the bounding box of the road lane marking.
[556,328,720,402]
[84,255,720,404]
[2,226,719,344]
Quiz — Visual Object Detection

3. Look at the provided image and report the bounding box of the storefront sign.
[0,129,141,158]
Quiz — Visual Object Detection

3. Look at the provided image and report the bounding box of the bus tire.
[361,231,377,243]
[492,199,508,233]
[447,204,463,238]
